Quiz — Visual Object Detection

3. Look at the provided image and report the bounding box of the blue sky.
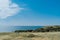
[0,0,60,26]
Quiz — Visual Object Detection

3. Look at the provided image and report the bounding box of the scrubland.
[0,32,60,40]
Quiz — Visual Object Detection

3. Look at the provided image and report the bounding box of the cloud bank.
[0,0,23,19]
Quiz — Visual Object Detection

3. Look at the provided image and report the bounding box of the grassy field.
[0,32,60,40]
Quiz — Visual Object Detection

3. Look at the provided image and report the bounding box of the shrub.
[27,34,36,38]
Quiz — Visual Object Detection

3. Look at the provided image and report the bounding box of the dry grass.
[0,32,60,40]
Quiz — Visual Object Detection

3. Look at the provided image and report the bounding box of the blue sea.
[0,26,43,32]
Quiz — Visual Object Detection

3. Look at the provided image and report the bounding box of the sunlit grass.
[0,32,60,40]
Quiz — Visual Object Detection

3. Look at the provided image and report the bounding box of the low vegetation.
[0,25,60,40]
[14,25,60,32]
[0,32,60,40]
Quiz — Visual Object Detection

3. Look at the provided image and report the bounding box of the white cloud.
[0,0,23,19]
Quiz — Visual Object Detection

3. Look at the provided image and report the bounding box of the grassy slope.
[0,32,60,40]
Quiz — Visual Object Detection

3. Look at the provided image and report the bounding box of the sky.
[0,0,60,26]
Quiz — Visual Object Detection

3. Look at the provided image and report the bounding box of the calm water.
[0,26,43,32]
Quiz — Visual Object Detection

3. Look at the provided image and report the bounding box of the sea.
[0,26,43,32]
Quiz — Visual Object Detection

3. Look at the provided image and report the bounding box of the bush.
[27,34,36,38]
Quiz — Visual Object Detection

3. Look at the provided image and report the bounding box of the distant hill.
[34,25,60,32]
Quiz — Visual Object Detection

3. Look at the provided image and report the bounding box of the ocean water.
[0,26,43,32]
